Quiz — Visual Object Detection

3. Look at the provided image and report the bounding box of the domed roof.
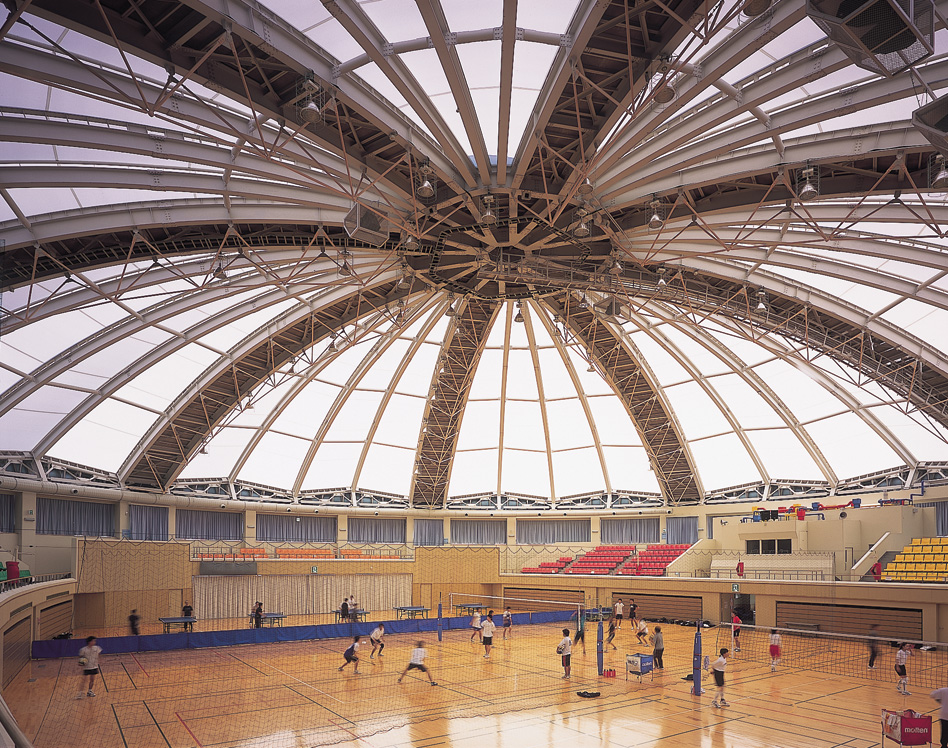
[1,0,947,508]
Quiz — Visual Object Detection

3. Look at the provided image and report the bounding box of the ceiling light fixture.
[481,194,496,225]
[933,155,948,189]
[417,177,435,199]
[756,287,768,312]
[658,267,667,287]
[798,166,819,202]
[648,199,665,230]
[445,291,456,317]
[316,247,329,260]
[514,301,525,323]
[213,263,227,280]
[403,226,420,252]
[578,177,594,196]
[300,100,321,123]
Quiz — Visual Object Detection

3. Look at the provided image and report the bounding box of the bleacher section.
[883,537,948,582]
[521,557,573,574]
[618,544,691,576]
[563,546,636,575]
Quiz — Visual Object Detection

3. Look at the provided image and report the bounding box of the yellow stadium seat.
[926,563,936,571]
[937,564,948,573]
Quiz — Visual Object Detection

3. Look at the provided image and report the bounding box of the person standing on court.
[557,628,572,679]
[769,629,782,672]
[481,611,496,659]
[895,642,914,695]
[182,602,194,631]
[931,684,948,748]
[338,635,362,674]
[469,608,482,642]
[340,597,349,623]
[397,641,437,686]
[614,598,624,629]
[635,617,649,645]
[606,618,618,650]
[573,604,587,655]
[348,594,358,621]
[708,647,730,708]
[78,635,102,698]
[731,611,742,652]
[253,601,263,628]
[868,623,880,669]
[650,625,664,669]
[128,609,140,636]
[629,598,638,626]
[502,606,513,640]
[369,623,385,658]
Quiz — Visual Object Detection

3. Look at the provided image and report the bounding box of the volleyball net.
[710,623,948,690]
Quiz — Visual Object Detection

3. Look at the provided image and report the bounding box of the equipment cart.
[625,653,653,684]
[882,709,932,747]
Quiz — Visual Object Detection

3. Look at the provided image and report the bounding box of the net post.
[691,620,702,695]
[437,592,443,642]
[597,620,604,676]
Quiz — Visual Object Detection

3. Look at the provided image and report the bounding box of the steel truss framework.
[2,0,948,507]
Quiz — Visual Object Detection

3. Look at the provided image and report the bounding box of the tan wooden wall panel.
[502,588,585,610]
[39,600,73,640]
[612,593,703,622]
[3,617,30,688]
[776,601,922,639]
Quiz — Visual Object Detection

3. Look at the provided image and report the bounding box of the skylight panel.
[863,403,948,460]
[197,299,299,352]
[468,348,503,399]
[503,400,545,450]
[360,0,429,44]
[237,431,311,489]
[359,443,414,495]
[322,390,385,441]
[0,388,90,451]
[449,448,498,496]
[688,433,762,491]
[746,429,825,481]
[394,342,439,397]
[112,343,219,413]
[443,0,502,30]
[804,411,903,477]
[546,399,594,450]
[47,398,160,472]
[706,373,784,430]
[623,326,690,382]
[663,380,732,441]
[604,446,659,492]
[566,348,614,395]
[880,299,948,351]
[754,358,842,422]
[178,425,257,479]
[503,447,551,497]
[552,447,603,497]
[505,349,539,399]
[587,396,641,446]
[301,442,359,490]
[372,394,426,448]
[508,43,558,155]
[356,338,412,389]
[456,41,501,152]
[271,380,341,440]
[536,347,577,399]
[456,400,501,449]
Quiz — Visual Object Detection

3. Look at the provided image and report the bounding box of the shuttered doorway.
[3,617,31,688]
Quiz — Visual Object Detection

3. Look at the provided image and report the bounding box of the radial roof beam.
[410,296,500,507]
[415,0,492,185]
[118,274,400,489]
[519,300,559,500]
[495,0,517,185]
[546,292,702,504]
[322,0,478,188]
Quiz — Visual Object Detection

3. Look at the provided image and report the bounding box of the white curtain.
[516,519,590,544]
[257,514,337,542]
[128,504,168,540]
[348,517,406,543]
[0,494,14,533]
[667,516,698,544]
[193,573,412,619]
[450,519,506,545]
[176,508,243,540]
[414,518,445,546]
[601,517,660,544]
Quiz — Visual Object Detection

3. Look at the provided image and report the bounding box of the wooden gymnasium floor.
[6,620,937,748]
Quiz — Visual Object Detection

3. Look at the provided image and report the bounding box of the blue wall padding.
[31,610,572,659]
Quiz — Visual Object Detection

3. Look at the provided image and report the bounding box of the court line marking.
[129,653,149,676]
[175,711,205,748]
[260,660,345,703]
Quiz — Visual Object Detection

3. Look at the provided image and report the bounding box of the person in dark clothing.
[253,601,263,628]
[128,609,140,636]
[868,623,880,668]
[182,602,194,631]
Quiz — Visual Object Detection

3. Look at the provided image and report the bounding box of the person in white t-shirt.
[469,609,482,642]
[708,647,730,708]
[369,623,385,658]
[502,607,513,640]
[77,636,102,698]
[635,617,649,645]
[930,685,948,748]
[480,612,496,659]
[397,641,437,686]
[895,642,914,695]
[769,629,782,672]
[614,599,624,629]
[557,628,573,679]
[338,635,362,674]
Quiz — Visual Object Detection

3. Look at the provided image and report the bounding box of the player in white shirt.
[502,607,513,640]
[369,623,385,658]
[708,648,730,707]
[930,685,948,748]
[469,609,482,642]
[769,629,782,672]
[77,636,102,698]
[397,641,437,686]
[557,628,573,679]
[338,635,361,674]
[614,599,624,629]
[635,618,649,645]
[895,642,914,695]
[480,612,496,659]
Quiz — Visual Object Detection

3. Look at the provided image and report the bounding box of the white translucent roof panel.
[468,348,504,399]
[862,405,948,461]
[805,412,903,478]
[394,343,439,397]
[663,381,732,441]
[707,374,785,430]
[604,446,659,492]
[689,433,762,491]
[457,400,501,450]
[237,432,311,488]
[503,400,545,450]
[111,343,220,412]
[356,338,412,390]
[450,448,498,496]
[508,43,558,155]
[502,448,551,497]
[270,380,341,440]
[0,388,90,450]
[322,390,385,441]
[553,447,605,497]
[536,347,578,399]
[372,394,426,449]
[746,429,825,481]
[301,442,360,490]
[546,399,594,450]
[48,399,160,472]
[754,359,843,423]
[179,425,257,479]
[505,349,539,399]
[360,443,414,496]
[359,0,428,40]
[587,396,641,447]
